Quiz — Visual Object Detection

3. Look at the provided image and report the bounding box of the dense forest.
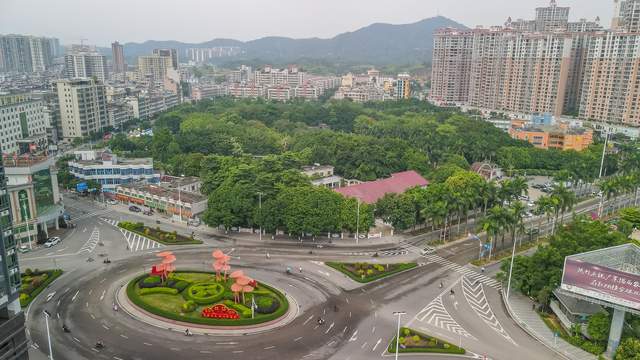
[105,98,624,236]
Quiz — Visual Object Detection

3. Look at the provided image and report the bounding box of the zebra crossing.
[413,295,476,340]
[121,229,163,252]
[400,242,502,289]
[342,248,409,257]
[79,228,101,253]
[100,217,163,252]
[461,276,517,346]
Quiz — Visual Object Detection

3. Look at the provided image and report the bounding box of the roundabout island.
[124,250,290,330]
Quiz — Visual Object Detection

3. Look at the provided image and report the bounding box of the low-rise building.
[191,84,229,101]
[335,170,429,204]
[301,165,343,189]
[114,182,207,221]
[68,149,160,193]
[509,120,593,151]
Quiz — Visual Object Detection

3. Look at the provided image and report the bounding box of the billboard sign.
[561,258,640,310]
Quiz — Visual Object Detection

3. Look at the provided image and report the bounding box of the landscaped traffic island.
[388,327,465,354]
[326,262,417,283]
[20,268,63,307]
[118,221,202,245]
[127,270,289,326]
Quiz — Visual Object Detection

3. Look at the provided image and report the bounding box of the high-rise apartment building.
[64,47,108,82]
[535,0,570,31]
[0,93,49,155]
[152,48,178,70]
[0,155,29,360]
[430,29,473,104]
[111,41,126,73]
[55,78,108,140]
[137,55,172,87]
[579,32,640,125]
[613,0,640,32]
[0,34,57,73]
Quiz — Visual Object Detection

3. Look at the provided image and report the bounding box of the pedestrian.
[266,252,270,259]
[532,303,536,311]
[113,304,118,312]
[439,281,443,288]
[481,267,485,273]
[299,266,303,273]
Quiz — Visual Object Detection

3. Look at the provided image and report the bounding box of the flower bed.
[126,271,288,326]
[387,327,465,354]
[118,221,202,245]
[326,262,417,283]
[20,269,63,307]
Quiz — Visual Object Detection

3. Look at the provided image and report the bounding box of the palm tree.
[507,202,526,248]
[481,207,502,261]
[598,178,618,217]
[534,195,554,240]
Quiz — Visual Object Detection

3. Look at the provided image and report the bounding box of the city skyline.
[1,0,611,46]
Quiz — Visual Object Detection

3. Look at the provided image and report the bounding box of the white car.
[44,237,61,248]
[107,199,118,205]
[421,246,436,255]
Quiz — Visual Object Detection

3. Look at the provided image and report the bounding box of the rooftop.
[335,170,428,204]
[117,182,207,204]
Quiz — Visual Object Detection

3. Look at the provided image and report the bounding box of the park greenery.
[19,268,63,307]
[101,97,640,239]
[127,271,288,326]
[387,327,465,354]
[326,262,417,283]
[118,221,202,245]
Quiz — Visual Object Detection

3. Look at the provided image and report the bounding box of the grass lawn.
[388,327,465,354]
[118,221,202,245]
[127,271,289,326]
[326,262,417,283]
[20,269,63,307]
[538,312,605,355]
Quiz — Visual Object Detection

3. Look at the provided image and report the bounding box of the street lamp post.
[597,127,609,217]
[355,200,360,245]
[258,192,263,241]
[506,231,518,300]
[43,310,54,360]
[393,311,406,360]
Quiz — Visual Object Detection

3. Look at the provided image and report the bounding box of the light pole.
[393,311,406,360]
[258,192,263,241]
[597,127,609,217]
[506,230,518,300]
[355,199,360,245]
[43,310,54,360]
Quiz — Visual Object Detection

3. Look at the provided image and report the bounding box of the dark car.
[129,205,141,212]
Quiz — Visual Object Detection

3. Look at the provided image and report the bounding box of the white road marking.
[324,322,335,334]
[71,290,80,302]
[102,325,109,330]
[372,326,376,333]
[348,330,358,342]
[263,346,275,350]
[361,342,368,349]
[372,338,382,351]
[72,337,81,343]
[46,292,56,302]
[293,337,303,342]
[303,315,313,325]
[120,334,128,339]
[143,342,152,346]
[100,290,106,301]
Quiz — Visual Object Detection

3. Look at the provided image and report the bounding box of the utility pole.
[43,310,54,360]
[393,311,406,360]
[506,231,518,300]
[597,127,609,217]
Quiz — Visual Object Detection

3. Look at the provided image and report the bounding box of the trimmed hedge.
[127,272,289,326]
[139,287,179,295]
[223,300,252,317]
[20,269,63,307]
[387,327,465,355]
[326,262,418,283]
[183,283,225,305]
[255,296,280,314]
[118,223,202,245]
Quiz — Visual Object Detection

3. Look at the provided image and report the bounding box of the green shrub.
[182,300,196,313]
[255,296,280,314]
[24,268,33,276]
[403,328,411,336]
[223,300,252,317]
[399,337,406,345]
[139,287,179,295]
[183,283,225,305]
[412,335,421,342]
[173,280,189,292]
[139,275,162,288]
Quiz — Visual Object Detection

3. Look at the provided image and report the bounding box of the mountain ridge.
[114,16,466,65]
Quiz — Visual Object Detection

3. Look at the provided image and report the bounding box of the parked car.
[187,218,201,227]
[143,209,154,216]
[107,199,118,205]
[129,205,141,212]
[18,245,30,253]
[44,237,61,248]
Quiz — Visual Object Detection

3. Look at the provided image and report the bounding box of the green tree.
[587,312,611,343]
[615,337,640,360]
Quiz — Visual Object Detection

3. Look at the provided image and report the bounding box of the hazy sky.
[1,0,612,46]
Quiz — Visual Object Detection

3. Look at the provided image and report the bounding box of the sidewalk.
[503,291,597,360]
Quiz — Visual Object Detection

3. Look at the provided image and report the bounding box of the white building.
[64,48,108,82]
[0,93,49,155]
[55,78,108,141]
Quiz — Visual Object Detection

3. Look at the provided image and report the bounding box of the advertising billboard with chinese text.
[561,258,640,309]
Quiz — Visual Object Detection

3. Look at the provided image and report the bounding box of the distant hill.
[115,16,466,65]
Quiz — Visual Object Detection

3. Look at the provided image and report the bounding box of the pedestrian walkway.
[100,217,163,252]
[341,248,408,257]
[504,291,597,360]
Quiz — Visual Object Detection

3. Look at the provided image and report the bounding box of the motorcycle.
[62,324,70,333]
[95,341,104,349]
[103,258,111,264]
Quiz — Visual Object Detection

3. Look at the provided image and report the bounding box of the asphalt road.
[21,193,635,360]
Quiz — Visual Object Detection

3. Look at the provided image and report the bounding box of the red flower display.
[201,304,239,320]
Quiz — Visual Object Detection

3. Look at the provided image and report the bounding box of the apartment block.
[64,47,108,82]
[111,41,126,73]
[0,34,58,73]
[55,78,108,140]
[509,120,593,151]
[579,32,640,126]
[137,55,172,87]
[535,0,570,31]
[152,48,178,70]
[613,0,640,32]
[0,93,49,155]
[430,29,473,105]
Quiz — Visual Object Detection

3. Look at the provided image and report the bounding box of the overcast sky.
[1,0,612,46]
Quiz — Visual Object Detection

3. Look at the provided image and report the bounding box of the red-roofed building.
[335,170,428,204]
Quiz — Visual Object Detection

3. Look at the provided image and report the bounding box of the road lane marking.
[143,342,152,346]
[372,326,376,333]
[294,337,303,342]
[361,342,368,349]
[102,325,109,330]
[71,290,80,302]
[46,292,56,302]
[324,322,334,334]
[348,330,358,342]
[263,346,275,350]
[303,315,313,325]
[100,290,106,301]
[372,338,382,351]
[120,334,128,339]
[73,337,80,343]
